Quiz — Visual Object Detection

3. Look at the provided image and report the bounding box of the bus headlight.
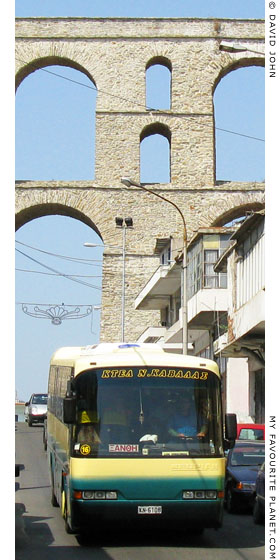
[206,490,217,499]
[81,490,118,500]
[106,491,118,500]
[94,491,106,499]
[82,491,95,499]
[183,491,194,499]
[183,490,217,500]
[195,491,205,499]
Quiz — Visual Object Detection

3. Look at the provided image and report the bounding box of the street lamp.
[115,217,134,343]
[121,177,188,354]
[219,41,265,56]
[84,217,133,343]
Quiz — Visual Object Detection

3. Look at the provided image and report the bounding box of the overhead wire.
[15,300,101,307]
[15,239,104,265]
[16,56,265,143]
[15,268,103,278]
[15,248,102,290]
[15,240,116,279]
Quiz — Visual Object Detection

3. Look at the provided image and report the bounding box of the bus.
[47,342,236,535]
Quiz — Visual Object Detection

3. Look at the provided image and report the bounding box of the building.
[214,211,265,423]
[15,401,26,422]
[136,212,265,422]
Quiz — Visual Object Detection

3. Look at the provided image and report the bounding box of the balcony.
[187,287,229,329]
[214,289,265,358]
[135,261,181,310]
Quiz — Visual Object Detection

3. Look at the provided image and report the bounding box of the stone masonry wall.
[15,18,265,342]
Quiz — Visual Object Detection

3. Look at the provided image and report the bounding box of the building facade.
[136,212,265,421]
[214,211,265,422]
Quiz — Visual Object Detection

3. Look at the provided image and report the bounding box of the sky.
[13,0,267,402]
[15,1,265,19]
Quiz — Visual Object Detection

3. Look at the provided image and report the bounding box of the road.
[15,422,265,559]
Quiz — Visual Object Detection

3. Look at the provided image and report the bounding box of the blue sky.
[14,1,265,401]
[15,1,265,19]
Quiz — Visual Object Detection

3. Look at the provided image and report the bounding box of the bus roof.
[50,343,220,378]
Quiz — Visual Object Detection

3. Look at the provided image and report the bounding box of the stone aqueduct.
[15,17,265,343]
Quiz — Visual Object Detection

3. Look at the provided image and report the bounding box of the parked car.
[253,461,265,524]
[25,393,48,426]
[237,423,265,441]
[225,440,265,513]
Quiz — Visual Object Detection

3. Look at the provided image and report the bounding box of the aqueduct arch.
[15,55,96,92]
[15,17,265,342]
[15,202,102,236]
[213,57,265,92]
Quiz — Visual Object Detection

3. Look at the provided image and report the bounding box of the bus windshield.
[71,366,223,458]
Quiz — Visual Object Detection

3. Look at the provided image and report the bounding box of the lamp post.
[121,177,188,354]
[115,217,133,342]
[219,41,265,56]
[84,216,133,343]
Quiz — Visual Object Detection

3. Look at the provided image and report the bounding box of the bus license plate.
[138,506,162,515]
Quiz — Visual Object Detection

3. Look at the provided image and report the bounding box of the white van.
[25,393,48,426]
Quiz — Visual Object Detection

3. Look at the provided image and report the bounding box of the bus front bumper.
[71,498,224,531]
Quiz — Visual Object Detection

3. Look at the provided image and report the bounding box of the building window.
[188,242,228,298]
[204,250,219,288]
[160,244,171,265]
[187,232,232,298]
[188,242,202,298]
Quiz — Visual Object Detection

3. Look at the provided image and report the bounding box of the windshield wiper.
[139,388,144,425]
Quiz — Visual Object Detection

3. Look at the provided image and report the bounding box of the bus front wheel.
[61,489,75,534]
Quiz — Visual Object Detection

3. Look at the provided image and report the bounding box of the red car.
[237,423,265,441]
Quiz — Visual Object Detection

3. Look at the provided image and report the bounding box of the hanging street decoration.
[21,303,100,325]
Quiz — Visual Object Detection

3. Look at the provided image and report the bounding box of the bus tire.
[61,489,75,534]
[28,417,33,427]
[50,471,59,507]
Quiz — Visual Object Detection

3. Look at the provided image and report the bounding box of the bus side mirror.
[63,396,76,424]
[224,413,237,449]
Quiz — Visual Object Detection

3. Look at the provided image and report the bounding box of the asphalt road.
[15,422,265,560]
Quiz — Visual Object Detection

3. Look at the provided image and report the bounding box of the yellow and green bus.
[47,342,236,535]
